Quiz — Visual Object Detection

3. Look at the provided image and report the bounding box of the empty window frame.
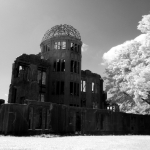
[44,45,50,52]
[56,59,60,72]
[53,61,56,71]
[71,42,74,51]
[61,60,65,71]
[52,81,64,95]
[37,70,46,85]
[53,59,65,72]
[92,82,98,93]
[81,99,86,107]
[75,44,77,52]
[70,42,79,52]
[54,41,61,49]
[54,41,66,50]
[45,45,47,52]
[74,83,77,96]
[70,60,80,74]
[92,82,94,93]
[70,82,73,95]
[83,80,86,92]
[70,82,79,96]
[56,81,60,95]
[46,45,50,51]
[60,81,64,95]
[39,93,45,102]
[74,61,77,73]
[62,41,66,49]
[70,60,74,72]
[16,64,29,78]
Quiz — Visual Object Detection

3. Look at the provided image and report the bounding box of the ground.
[0,135,150,150]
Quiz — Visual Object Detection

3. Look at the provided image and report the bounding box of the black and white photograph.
[1,0,150,149]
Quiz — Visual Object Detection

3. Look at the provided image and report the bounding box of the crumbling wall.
[81,70,106,109]
[8,54,50,104]
[0,104,28,135]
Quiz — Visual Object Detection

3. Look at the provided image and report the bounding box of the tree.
[103,14,150,114]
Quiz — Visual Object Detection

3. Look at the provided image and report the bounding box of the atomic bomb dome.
[41,24,81,43]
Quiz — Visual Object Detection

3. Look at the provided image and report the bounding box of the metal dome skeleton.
[41,24,81,43]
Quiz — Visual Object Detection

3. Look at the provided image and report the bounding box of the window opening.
[54,42,57,49]
[62,41,66,49]
[18,65,26,77]
[54,41,66,50]
[81,99,86,107]
[60,81,64,95]
[57,59,60,72]
[92,82,94,93]
[61,60,65,72]
[70,82,73,95]
[38,70,46,85]
[35,108,42,129]
[56,81,60,95]
[41,94,44,102]
[71,60,74,72]
[53,61,56,71]
[38,93,45,102]
[74,83,77,96]
[71,42,74,51]
[48,46,50,51]
[74,61,77,73]
[58,42,61,49]
[70,60,79,73]
[83,81,86,92]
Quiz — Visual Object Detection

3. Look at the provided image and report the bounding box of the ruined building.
[0,24,150,135]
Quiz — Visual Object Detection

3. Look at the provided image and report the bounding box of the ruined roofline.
[15,53,50,67]
[81,70,102,78]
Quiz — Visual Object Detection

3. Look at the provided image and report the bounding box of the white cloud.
[4,94,8,97]
[102,34,148,65]
[81,43,88,52]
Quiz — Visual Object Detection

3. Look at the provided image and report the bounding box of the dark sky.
[0,0,150,100]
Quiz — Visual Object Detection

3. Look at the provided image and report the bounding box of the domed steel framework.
[41,24,81,43]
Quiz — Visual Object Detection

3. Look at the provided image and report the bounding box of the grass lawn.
[0,135,150,150]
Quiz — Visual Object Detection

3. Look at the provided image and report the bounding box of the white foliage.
[103,13,150,113]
